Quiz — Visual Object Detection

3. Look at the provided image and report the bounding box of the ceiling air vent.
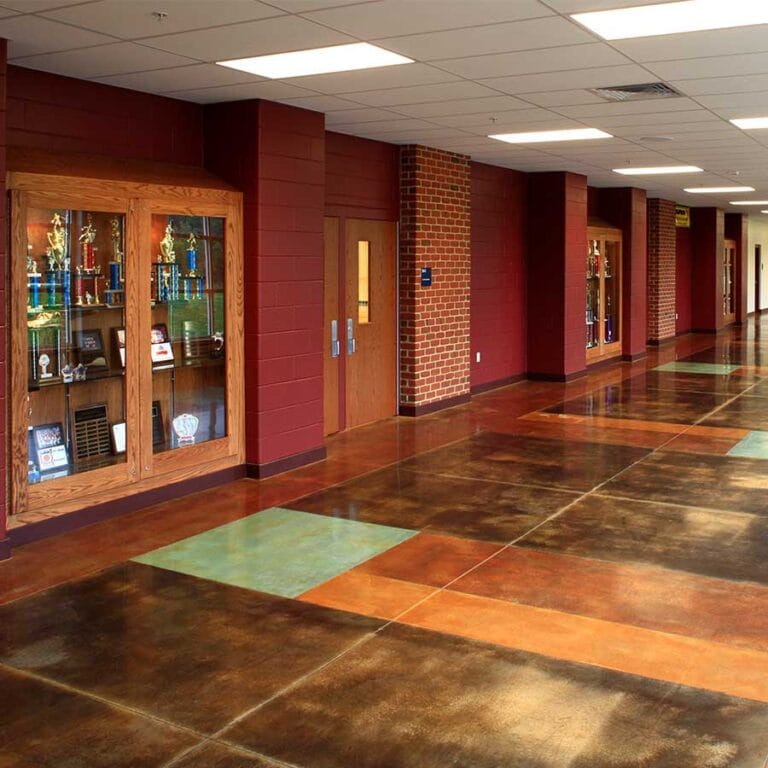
[589,82,682,102]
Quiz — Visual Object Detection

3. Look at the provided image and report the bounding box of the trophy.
[79,214,96,272]
[38,353,52,380]
[27,253,41,312]
[47,213,66,271]
[104,218,125,307]
[160,223,176,263]
[186,232,197,276]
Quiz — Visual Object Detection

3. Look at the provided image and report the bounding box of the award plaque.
[172,413,199,446]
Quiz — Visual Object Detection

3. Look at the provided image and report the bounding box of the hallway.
[2,320,768,767]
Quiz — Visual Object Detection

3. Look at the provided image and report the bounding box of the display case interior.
[149,213,227,453]
[586,223,623,363]
[25,207,127,485]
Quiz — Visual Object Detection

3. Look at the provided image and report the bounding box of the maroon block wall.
[0,44,7,553]
[325,131,399,221]
[527,172,587,380]
[725,212,749,325]
[7,65,202,165]
[205,100,325,473]
[470,161,526,390]
[594,187,647,359]
[691,207,725,332]
[676,226,693,335]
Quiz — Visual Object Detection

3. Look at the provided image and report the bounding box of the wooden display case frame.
[8,152,244,523]
[586,222,623,364]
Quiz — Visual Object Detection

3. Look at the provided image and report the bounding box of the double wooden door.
[324,217,397,435]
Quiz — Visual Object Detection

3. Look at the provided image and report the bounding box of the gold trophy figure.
[110,218,123,263]
[47,213,66,270]
[160,223,176,263]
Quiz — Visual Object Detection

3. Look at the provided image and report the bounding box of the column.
[691,207,725,332]
[647,198,677,343]
[399,146,471,415]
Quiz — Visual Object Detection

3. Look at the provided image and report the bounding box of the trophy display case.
[586,222,623,363]
[8,151,244,524]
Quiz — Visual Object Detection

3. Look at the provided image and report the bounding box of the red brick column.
[691,207,725,332]
[596,187,647,360]
[725,212,749,325]
[399,146,471,415]
[647,198,677,343]
[527,172,588,380]
[204,100,326,477]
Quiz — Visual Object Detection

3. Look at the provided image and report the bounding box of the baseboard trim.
[688,328,718,335]
[0,537,10,561]
[526,369,587,383]
[470,374,525,395]
[621,351,647,362]
[647,335,677,346]
[246,446,327,480]
[399,393,471,417]
[8,465,246,550]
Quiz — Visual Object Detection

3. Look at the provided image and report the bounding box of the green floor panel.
[133,507,416,598]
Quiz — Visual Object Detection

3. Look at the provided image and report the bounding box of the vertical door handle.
[346,318,356,355]
[330,319,340,358]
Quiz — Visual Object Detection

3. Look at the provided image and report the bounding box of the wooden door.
[724,239,736,323]
[323,218,340,436]
[344,219,397,429]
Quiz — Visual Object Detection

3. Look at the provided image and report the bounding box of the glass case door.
[586,239,600,350]
[723,240,736,322]
[603,239,621,347]
[22,205,130,489]
[147,213,227,466]
[586,229,622,361]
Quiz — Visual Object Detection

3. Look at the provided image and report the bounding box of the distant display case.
[723,238,736,324]
[9,154,244,523]
[586,222,622,363]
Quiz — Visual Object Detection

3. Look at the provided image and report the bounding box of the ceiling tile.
[43,1,283,39]
[327,116,436,134]
[265,0,370,10]
[166,79,318,103]
[589,110,721,129]
[522,89,606,107]
[555,97,702,119]
[613,26,768,64]
[545,0,672,11]
[2,14,116,58]
[346,80,502,107]
[303,0,552,39]
[436,43,631,80]
[379,17,593,61]
[277,93,364,112]
[388,95,531,119]
[0,0,87,10]
[697,91,768,110]
[673,74,768,97]
[94,63,262,93]
[646,52,768,81]
[141,15,353,61]
[282,63,454,95]
[324,106,406,124]
[480,64,653,95]
[432,107,564,130]
[11,42,197,78]
[0,6,18,18]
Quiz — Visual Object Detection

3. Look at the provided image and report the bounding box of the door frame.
[323,215,399,436]
[756,244,762,314]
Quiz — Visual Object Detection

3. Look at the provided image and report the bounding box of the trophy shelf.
[8,150,244,528]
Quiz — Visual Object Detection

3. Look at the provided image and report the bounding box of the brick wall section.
[205,100,325,471]
[7,65,202,165]
[527,172,588,379]
[470,161,526,389]
[399,145,471,408]
[647,198,677,342]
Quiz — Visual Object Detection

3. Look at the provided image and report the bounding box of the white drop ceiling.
[4,0,768,209]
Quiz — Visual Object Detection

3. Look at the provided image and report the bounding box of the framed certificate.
[111,421,126,454]
[32,422,70,473]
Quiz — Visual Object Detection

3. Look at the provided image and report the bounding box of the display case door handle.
[346,318,356,355]
[330,319,340,358]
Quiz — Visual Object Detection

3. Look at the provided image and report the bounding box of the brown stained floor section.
[4,320,768,765]
[224,623,768,768]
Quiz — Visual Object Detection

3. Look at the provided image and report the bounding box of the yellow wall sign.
[675,205,690,228]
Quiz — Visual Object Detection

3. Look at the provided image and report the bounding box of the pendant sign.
[421,266,432,287]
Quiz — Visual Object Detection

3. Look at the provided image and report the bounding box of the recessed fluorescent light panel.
[684,186,755,193]
[489,128,612,144]
[729,200,768,205]
[217,43,413,79]
[614,166,703,175]
[572,0,768,40]
[730,117,768,130]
